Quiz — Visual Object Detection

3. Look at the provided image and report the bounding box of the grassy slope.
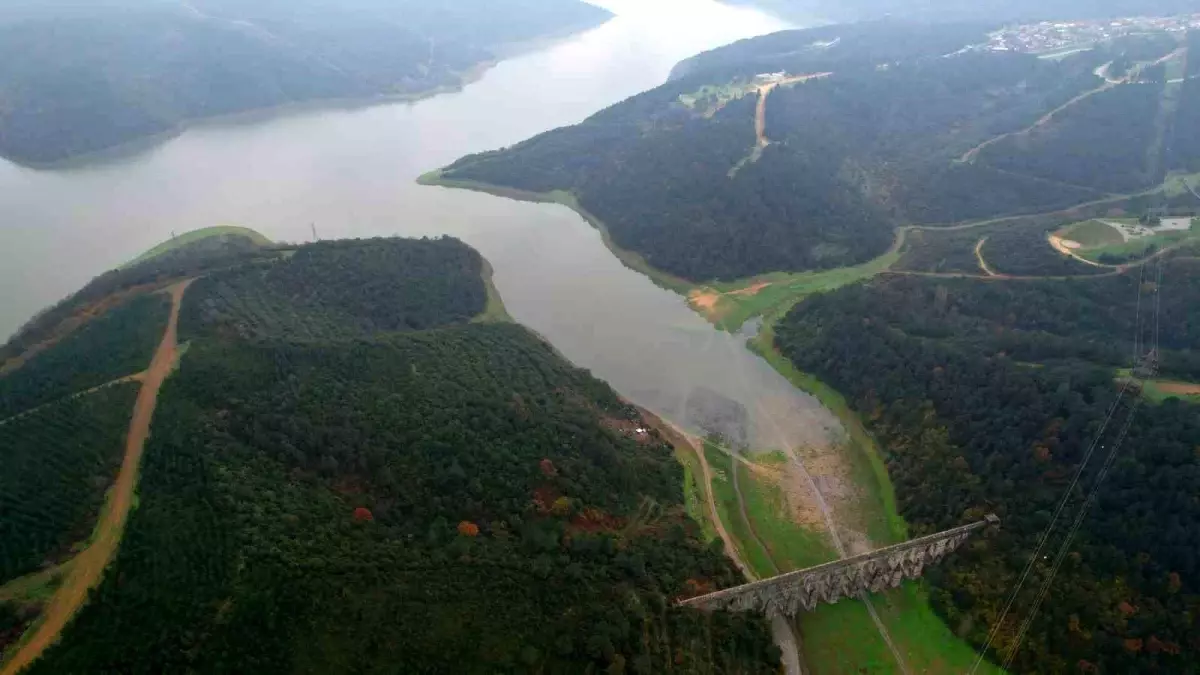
[121,226,271,269]
[1077,222,1199,262]
[1061,220,1125,247]
[698,242,903,331]
[704,443,776,577]
[1117,368,1200,403]
[471,259,513,324]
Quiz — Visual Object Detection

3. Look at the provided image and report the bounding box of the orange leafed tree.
[458,521,480,537]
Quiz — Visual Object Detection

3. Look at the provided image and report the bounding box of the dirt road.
[755,73,832,148]
[0,372,145,428]
[641,412,805,675]
[974,237,998,277]
[1,279,193,675]
[959,81,1116,164]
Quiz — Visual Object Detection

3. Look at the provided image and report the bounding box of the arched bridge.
[681,515,1000,617]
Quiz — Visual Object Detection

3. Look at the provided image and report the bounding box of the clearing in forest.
[1118,369,1200,403]
[687,236,903,331]
[1060,218,1200,265]
[0,279,193,675]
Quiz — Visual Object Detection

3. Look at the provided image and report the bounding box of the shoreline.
[420,167,909,571]
[5,15,614,172]
[8,69,496,172]
[417,171,697,295]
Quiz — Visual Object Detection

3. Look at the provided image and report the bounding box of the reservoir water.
[0,0,841,451]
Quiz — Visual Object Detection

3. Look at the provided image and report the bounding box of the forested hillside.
[774,257,1200,672]
[0,384,138,586]
[0,293,168,418]
[3,236,778,673]
[0,227,268,369]
[181,238,488,340]
[441,22,1186,282]
[977,82,1167,194]
[0,0,612,164]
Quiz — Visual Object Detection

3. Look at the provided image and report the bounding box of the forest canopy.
[442,23,1192,282]
[774,256,1200,672]
[7,236,779,674]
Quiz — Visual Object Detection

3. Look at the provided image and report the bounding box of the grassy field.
[799,582,1006,675]
[676,444,719,543]
[1059,219,1124,247]
[121,225,270,269]
[692,242,903,331]
[800,599,902,674]
[736,458,836,570]
[471,260,513,324]
[678,81,752,116]
[1117,369,1200,403]
[1077,225,1197,263]
[704,443,777,577]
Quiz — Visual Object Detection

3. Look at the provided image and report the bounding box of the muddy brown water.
[0,0,841,451]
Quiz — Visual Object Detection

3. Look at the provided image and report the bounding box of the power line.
[970,253,1161,673]
[968,380,1131,674]
[1002,395,1143,671]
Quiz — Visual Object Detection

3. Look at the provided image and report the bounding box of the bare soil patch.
[1,279,194,675]
[777,461,826,530]
[729,281,773,297]
[688,289,721,311]
[1157,381,1200,395]
[1049,234,1108,267]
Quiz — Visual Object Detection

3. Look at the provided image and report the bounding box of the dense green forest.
[11,237,777,673]
[774,257,1200,672]
[0,384,138,586]
[0,0,611,164]
[977,82,1167,194]
[181,238,488,341]
[0,293,168,419]
[441,21,1179,282]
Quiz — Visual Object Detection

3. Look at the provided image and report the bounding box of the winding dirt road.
[974,237,998,277]
[1,279,193,675]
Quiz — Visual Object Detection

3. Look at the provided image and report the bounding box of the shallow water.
[0,0,842,450]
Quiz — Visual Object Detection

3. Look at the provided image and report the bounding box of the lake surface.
[0,0,841,450]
